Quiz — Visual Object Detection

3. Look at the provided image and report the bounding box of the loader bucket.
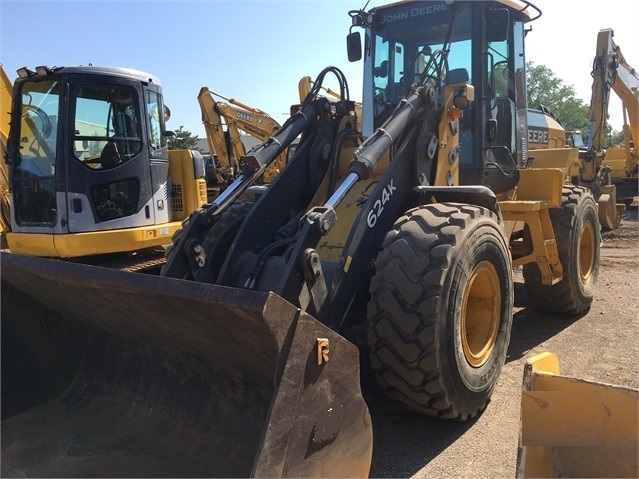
[517,352,638,478]
[0,251,372,478]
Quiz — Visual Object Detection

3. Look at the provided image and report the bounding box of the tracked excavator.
[574,28,638,228]
[0,64,207,264]
[2,1,601,477]
[594,29,638,202]
[198,87,286,193]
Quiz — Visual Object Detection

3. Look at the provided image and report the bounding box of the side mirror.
[486,9,509,42]
[164,130,175,138]
[347,31,362,62]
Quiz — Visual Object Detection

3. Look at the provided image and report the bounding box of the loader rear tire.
[367,203,513,420]
[523,185,600,314]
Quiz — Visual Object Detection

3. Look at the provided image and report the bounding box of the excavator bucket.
[596,183,624,231]
[1,251,372,478]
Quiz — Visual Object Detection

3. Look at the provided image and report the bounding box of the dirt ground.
[365,202,638,478]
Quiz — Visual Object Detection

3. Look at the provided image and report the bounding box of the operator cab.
[6,66,172,237]
[348,0,541,193]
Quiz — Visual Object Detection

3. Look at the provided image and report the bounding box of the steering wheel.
[417,48,449,88]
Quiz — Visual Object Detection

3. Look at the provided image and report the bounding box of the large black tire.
[200,201,254,281]
[161,201,254,280]
[523,185,600,314]
[367,203,513,420]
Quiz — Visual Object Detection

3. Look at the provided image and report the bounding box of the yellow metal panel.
[168,149,206,220]
[518,352,639,478]
[7,223,182,258]
[529,147,577,175]
[6,233,56,257]
[515,168,564,206]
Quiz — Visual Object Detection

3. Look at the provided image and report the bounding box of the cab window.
[73,84,142,169]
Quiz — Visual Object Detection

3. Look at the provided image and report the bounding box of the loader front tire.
[162,201,253,281]
[367,203,513,420]
[200,201,254,281]
[523,185,600,314]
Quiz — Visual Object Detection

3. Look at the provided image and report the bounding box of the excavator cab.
[4,66,206,258]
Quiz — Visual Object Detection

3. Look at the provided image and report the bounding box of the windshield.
[73,83,142,169]
[12,79,60,227]
[366,1,472,130]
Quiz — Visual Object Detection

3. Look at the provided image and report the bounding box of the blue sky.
[1,0,637,139]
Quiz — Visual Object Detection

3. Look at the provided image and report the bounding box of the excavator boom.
[582,28,638,225]
[0,64,12,246]
[198,87,286,190]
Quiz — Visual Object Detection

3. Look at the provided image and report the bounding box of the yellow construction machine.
[526,100,622,230]
[517,352,638,478]
[0,64,207,264]
[299,74,363,129]
[574,28,638,228]
[2,1,603,477]
[198,87,286,193]
[1,63,12,247]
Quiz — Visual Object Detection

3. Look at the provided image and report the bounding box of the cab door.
[66,74,155,232]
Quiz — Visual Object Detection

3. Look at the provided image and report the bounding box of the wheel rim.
[460,260,500,368]
[578,220,596,283]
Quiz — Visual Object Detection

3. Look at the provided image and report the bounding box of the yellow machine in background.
[517,352,638,478]
[1,64,13,247]
[595,29,638,206]
[298,74,363,130]
[526,28,638,230]
[526,102,625,230]
[576,28,638,227]
[198,87,286,193]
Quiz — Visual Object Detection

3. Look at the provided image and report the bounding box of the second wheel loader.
[1,1,601,477]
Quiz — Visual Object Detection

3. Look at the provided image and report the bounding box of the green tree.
[525,62,590,132]
[167,125,202,151]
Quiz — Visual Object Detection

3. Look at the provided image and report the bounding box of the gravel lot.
[365,202,638,478]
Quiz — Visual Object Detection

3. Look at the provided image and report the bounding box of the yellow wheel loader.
[2,1,601,477]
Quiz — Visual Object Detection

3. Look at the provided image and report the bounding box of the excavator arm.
[604,30,639,181]
[198,87,286,187]
[586,29,638,158]
[581,28,638,228]
[197,86,245,180]
[610,33,639,157]
[0,64,13,246]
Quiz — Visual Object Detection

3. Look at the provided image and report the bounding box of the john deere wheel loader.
[1,1,601,477]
